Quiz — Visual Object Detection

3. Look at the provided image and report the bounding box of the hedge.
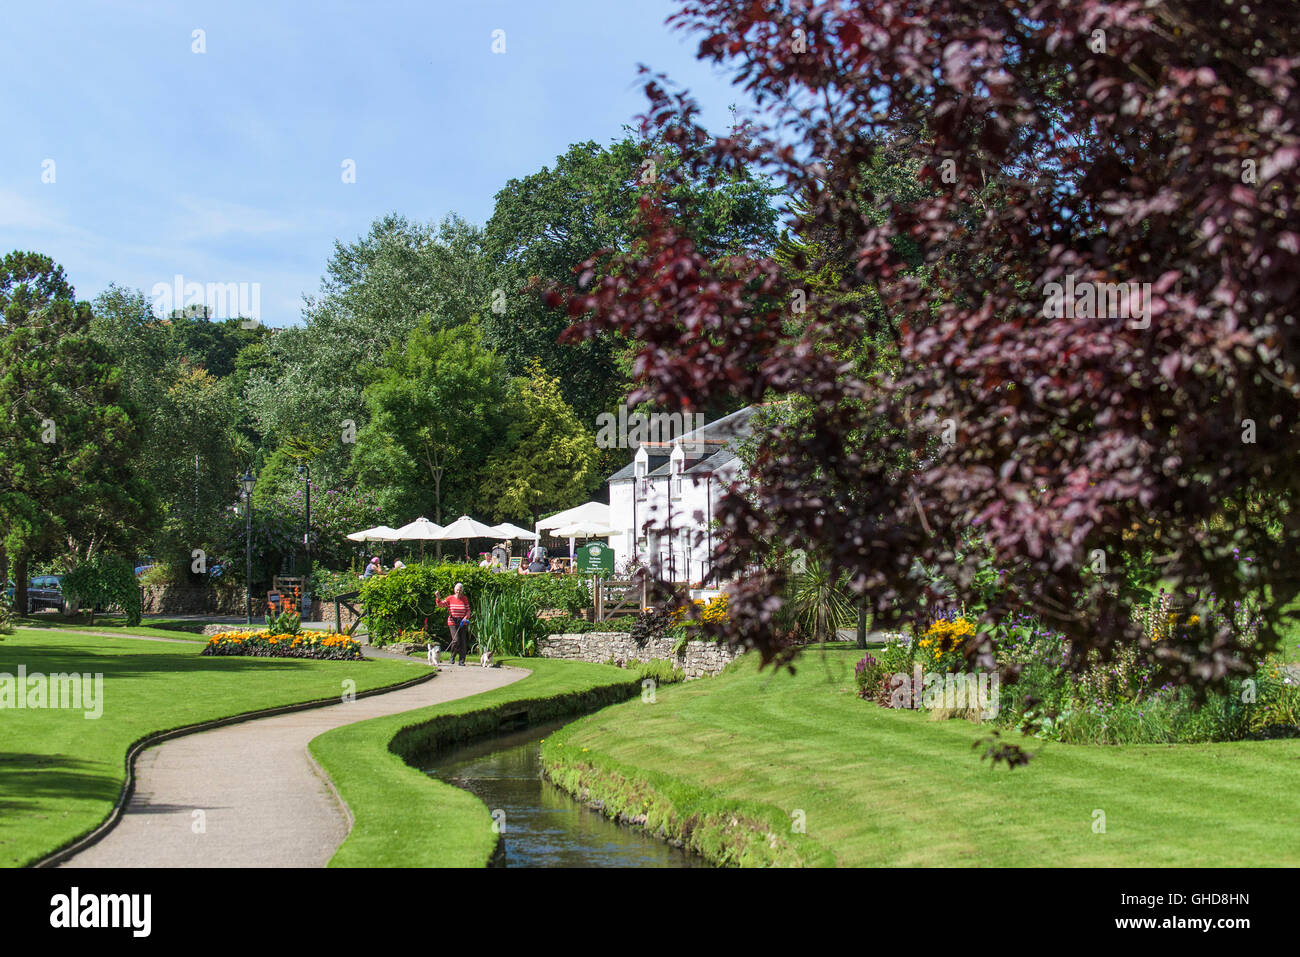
[359,562,591,641]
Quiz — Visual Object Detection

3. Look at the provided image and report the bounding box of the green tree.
[351,325,508,529]
[61,553,142,626]
[0,254,153,610]
[136,363,242,575]
[481,362,600,525]
[483,133,779,424]
[248,213,492,488]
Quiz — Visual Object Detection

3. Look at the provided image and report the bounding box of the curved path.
[61,662,529,868]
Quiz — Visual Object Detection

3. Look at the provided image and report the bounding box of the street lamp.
[297,463,311,613]
[240,469,256,625]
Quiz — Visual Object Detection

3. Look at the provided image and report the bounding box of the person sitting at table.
[527,556,548,574]
[362,556,382,578]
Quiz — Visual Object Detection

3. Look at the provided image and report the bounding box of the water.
[424,720,700,868]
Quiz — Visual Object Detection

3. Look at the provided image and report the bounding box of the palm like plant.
[788,557,854,644]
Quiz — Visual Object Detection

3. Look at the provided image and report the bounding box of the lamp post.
[297,463,311,613]
[241,469,255,625]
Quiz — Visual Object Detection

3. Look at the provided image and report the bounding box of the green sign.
[575,541,614,575]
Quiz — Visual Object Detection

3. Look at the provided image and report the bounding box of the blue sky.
[0,0,756,325]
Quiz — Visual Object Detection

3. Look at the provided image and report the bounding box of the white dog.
[480,648,492,668]
[427,642,441,666]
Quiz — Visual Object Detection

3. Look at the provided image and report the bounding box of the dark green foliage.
[359,563,592,641]
[1,256,154,594]
[61,554,142,626]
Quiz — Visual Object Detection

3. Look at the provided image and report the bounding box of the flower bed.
[200,629,365,661]
[854,599,1300,744]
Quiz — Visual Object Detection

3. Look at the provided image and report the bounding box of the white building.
[607,406,758,584]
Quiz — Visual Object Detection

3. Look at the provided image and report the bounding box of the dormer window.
[634,446,650,499]
[670,444,684,499]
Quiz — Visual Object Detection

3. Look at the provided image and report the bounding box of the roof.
[685,447,740,475]
[638,405,759,454]
[607,405,758,483]
[608,454,669,483]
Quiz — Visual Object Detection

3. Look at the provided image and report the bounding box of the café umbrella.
[488,522,535,540]
[552,521,617,567]
[393,516,444,561]
[432,515,500,560]
[345,525,401,542]
[346,524,401,563]
[536,502,612,565]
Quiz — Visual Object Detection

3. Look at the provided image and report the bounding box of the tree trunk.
[13,553,28,617]
[856,602,867,649]
[434,470,443,560]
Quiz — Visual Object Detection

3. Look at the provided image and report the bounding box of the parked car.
[4,577,65,613]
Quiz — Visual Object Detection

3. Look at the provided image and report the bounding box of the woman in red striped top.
[436,583,472,666]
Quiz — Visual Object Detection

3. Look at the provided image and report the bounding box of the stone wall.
[306,597,361,631]
[140,585,263,616]
[536,632,741,679]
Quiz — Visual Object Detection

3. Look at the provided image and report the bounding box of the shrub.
[138,564,181,587]
[0,593,13,636]
[522,573,591,614]
[309,568,362,600]
[630,607,673,647]
[986,606,1298,744]
[359,562,593,641]
[200,630,364,660]
[62,553,142,625]
[541,615,637,635]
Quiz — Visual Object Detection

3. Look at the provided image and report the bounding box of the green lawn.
[0,628,425,867]
[543,646,1300,866]
[310,657,638,867]
[15,614,218,641]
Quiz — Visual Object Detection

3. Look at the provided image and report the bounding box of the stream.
[424,719,701,868]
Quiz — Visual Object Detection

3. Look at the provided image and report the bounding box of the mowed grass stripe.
[0,629,424,867]
[549,649,1300,866]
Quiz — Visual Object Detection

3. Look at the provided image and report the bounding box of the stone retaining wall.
[140,585,263,616]
[305,598,361,630]
[536,632,741,679]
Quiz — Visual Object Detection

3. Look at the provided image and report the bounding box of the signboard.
[575,541,614,575]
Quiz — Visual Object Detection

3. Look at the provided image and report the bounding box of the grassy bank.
[310,657,639,867]
[542,647,1300,866]
[0,628,425,867]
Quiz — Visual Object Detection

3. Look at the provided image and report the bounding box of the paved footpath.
[61,660,528,868]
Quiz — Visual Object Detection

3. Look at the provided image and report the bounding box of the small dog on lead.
[480,649,492,668]
[427,642,441,666]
